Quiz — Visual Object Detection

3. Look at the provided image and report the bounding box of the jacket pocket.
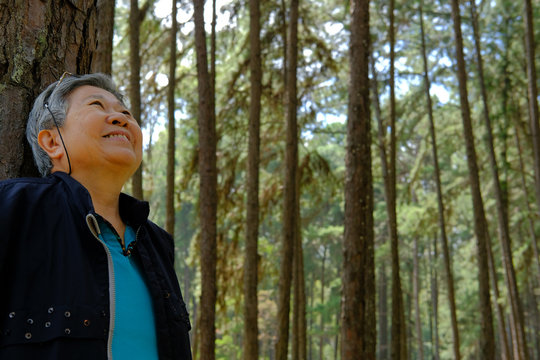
[164,291,192,331]
[0,304,109,347]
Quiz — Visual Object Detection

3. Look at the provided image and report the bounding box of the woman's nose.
[107,112,129,127]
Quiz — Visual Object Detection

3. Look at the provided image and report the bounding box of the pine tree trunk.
[292,172,306,360]
[341,0,375,358]
[388,1,407,357]
[418,5,461,358]
[449,1,495,358]
[319,246,327,360]
[0,1,107,179]
[522,0,540,222]
[378,263,389,359]
[275,0,299,358]
[243,0,261,358]
[91,0,115,75]
[515,128,540,284]
[429,238,440,360]
[193,0,218,358]
[469,3,529,358]
[129,0,144,199]
[166,0,178,236]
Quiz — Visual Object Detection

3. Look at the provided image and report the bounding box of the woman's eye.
[90,101,104,108]
[122,110,132,116]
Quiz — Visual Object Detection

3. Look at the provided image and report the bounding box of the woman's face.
[59,85,143,176]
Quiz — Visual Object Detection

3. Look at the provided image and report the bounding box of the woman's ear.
[37,129,63,159]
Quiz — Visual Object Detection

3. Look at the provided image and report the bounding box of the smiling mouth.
[103,134,129,141]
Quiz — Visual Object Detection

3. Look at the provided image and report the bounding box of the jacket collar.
[52,171,150,226]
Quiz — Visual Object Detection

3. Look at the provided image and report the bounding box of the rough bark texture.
[274,0,299,358]
[194,0,218,359]
[449,1,495,358]
[130,0,143,199]
[166,0,178,236]
[413,238,423,360]
[469,2,528,358]
[243,0,261,357]
[0,0,109,180]
[292,173,306,360]
[341,0,375,358]
[418,4,461,358]
[91,0,115,74]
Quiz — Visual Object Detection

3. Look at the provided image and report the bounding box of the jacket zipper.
[86,214,116,360]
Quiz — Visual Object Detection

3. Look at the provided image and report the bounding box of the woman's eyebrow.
[82,94,125,107]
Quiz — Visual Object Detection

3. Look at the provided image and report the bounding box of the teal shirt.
[97,218,159,360]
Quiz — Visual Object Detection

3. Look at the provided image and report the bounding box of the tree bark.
[449,1,495,358]
[418,4,461,358]
[243,0,261,357]
[130,0,144,199]
[166,0,178,236]
[274,0,299,358]
[193,0,218,359]
[469,2,528,358]
[341,0,375,358]
[0,1,109,179]
[319,246,327,360]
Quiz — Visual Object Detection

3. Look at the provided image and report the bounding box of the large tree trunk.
[418,4,461,358]
[166,0,178,236]
[129,0,144,199]
[449,1,495,358]
[274,0,299,358]
[243,0,262,357]
[0,1,110,179]
[341,0,375,358]
[388,1,407,357]
[193,0,218,359]
[91,0,115,75]
[469,2,528,358]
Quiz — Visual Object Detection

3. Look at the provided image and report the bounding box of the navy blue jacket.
[0,172,192,359]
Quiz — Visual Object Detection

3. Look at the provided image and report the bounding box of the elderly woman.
[0,73,192,359]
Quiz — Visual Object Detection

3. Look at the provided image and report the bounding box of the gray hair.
[27,73,125,176]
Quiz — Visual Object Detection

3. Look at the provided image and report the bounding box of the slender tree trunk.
[309,272,315,360]
[341,0,375,358]
[522,0,540,220]
[449,1,495,358]
[193,0,217,358]
[418,5,461,358]
[413,238,423,360]
[388,1,407,357]
[515,128,540,285]
[243,0,262,358]
[0,1,107,179]
[319,246,327,360]
[485,223,511,360]
[166,0,178,236]
[292,172,307,360]
[429,238,440,360]
[378,263,389,360]
[275,0,299,358]
[469,3,528,358]
[130,0,144,199]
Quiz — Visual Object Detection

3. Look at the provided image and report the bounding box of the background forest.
[1,0,540,359]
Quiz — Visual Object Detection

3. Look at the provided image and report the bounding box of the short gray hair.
[27,73,125,176]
